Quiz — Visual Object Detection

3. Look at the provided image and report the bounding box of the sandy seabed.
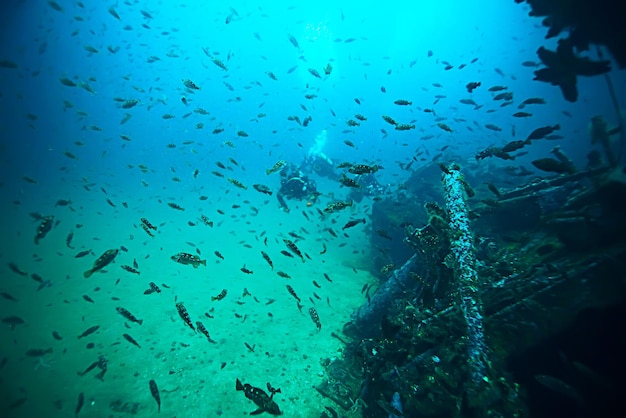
[1,197,376,417]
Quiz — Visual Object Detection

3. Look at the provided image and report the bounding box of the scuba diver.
[276,163,320,212]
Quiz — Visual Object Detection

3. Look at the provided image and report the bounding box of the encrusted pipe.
[343,254,418,337]
[441,167,490,397]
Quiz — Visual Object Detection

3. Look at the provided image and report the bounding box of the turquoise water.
[1,0,625,417]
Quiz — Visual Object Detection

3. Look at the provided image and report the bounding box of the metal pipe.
[441,167,490,401]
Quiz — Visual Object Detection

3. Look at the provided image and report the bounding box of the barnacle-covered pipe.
[343,254,418,337]
[441,166,490,399]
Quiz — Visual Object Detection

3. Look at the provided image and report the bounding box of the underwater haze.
[0,0,625,417]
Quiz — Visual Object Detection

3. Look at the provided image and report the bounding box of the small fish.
[84,249,119,278]
[182,78,200,90]
[1,292,18,302]
[167,202,185,211]
[210,55,228,70]
[30,273,43,283]
[466,81,481,93]
[2,316,25,330]
[501,139,530,153]
[531,158,575,174]
[228,178,247,190]
[211,289,227,301]
[196,321,216,343]
[25,348,53,357]
[266,382,281,396]
[493,92,513,101]
[241,266,254,274]
[261,251,273,269]
[122,333,141,348]
[460,98,479,106]
[266,160,286,175]
[35,215,54,245]
[141,218,157,230]
[55,199,72,206]
[82,295,95,303]
[286,285,300,302]
[280,250,294,258]
[121,265,140,275]
[236,379,282,416]
[66,232,75,249]
[339,174,360,188]
[381,263,396,275]
[47,1,63,12]
[323,200,353,213]
[527,124,560,140]
[171,252,206,268]
[201,215,213,227]
[349,164,379,175]
[382,115,398,126]
[342,218,366,230]
[288,34,299,48]
[149,379,161,412]
[75,392,84,417]
[283,239,304,262]
[8,262,27,276]
[146,282,161,294]
[308,68,321,78]
[77,325,100,339]
[437,123,453,133]
[121,100,138,109]
[308,307,322,331]
[141,223,154,237]
[116,307,143,325]
[395,123,415,131]
[393,99,412,106]
[77,355,108,379]
[519,97,546,107]
[108,6,121,20]
[485,183,501,198]
[176,302,195,331]
[253,184,273,195]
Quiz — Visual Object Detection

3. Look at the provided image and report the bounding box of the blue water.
[1,0,625,417]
